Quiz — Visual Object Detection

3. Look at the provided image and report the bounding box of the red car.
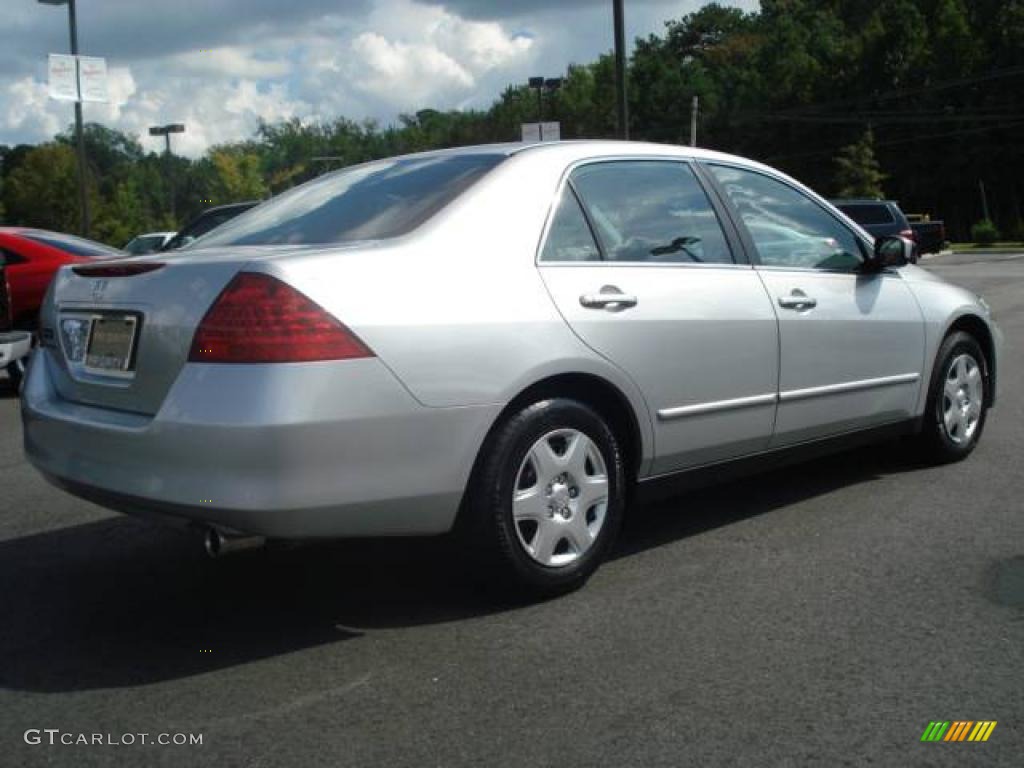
[0,228,122,331]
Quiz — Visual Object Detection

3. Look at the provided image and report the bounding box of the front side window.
[1,247,27,265]
[540,186,601,262]
[709,165,863,272]
[570,161,733,264]
[198,154,505,247]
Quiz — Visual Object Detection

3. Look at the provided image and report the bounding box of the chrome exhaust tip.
[203,527,265,558]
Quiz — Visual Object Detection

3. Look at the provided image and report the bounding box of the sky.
[0,0,756,157]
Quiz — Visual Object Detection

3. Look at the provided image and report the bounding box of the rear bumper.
[0,330,32,368]
[21,349,500,537]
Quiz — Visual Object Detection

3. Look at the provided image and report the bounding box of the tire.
[918,331,988,463]
[462,398,626,596]
[6,358,25,391]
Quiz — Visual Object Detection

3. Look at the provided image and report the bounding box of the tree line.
[2,0,1022,245]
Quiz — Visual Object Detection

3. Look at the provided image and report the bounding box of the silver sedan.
[21,141,1001,594]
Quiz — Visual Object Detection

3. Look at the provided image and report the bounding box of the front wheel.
[462,398,626,596]
[917,331,988,463]
[6,357,26,391]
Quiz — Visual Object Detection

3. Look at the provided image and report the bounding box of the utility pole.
[979,180,991,222]
[690,95,699,147]
[40,0,89,237]
[613,0,628,139]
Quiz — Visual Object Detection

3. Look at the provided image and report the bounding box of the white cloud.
[2,76,62,138]
[354,32,474,91]
[172,47,293,79]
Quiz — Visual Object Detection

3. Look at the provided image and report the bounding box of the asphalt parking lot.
[0,251,1021,768]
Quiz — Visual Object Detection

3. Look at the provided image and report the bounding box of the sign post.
[47,50,107,237]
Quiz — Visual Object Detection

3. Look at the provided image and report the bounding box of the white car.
[123,232,176,255]
[0,330,31,388]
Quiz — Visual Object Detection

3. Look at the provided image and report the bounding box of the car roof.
[0,226,79,238]
[831,198,901,206]
[324,139,784,174]
[199,202,259,215]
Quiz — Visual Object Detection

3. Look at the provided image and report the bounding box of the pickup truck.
[906,214,947,255]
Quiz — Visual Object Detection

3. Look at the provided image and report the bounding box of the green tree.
[833,129,886,198]
[207,148,268,201]
[93,179,147,246]
[2,143,95,233]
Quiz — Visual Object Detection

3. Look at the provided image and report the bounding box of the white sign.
[78,56,109,103]
[48,53,79,101]
[521,122,541,143]
[540,122,561,141]
[521,122,561,143]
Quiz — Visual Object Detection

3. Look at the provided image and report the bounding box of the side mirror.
[870,235,913,270]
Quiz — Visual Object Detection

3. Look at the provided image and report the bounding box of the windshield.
[196,153,505,248]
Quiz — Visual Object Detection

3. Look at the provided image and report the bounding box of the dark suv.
[161,201,259,251]
[832,199,913,238]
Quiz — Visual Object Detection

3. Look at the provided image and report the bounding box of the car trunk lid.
[42,249,267,415]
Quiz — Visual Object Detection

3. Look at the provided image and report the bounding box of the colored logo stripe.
[921,721,996,742]
[970,722,997,742]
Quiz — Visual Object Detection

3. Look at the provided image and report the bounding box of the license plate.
[84,314,139,377]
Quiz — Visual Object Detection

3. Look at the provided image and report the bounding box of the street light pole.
[41,0,90,237]
[149,124,185,224]
[613,0,629,139]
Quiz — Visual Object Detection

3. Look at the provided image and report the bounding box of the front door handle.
[778,290,817,310]
[580,286,638,310]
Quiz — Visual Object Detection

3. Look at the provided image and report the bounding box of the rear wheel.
[463,398,626,595]
[918,331,988,463]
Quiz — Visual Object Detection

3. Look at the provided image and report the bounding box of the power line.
[766,118,1024,164]
[771,65,1024,116]
[750,113,1024,125]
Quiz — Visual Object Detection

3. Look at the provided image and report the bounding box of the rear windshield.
[837,204,894,225]
[196,154,505,248]
[22,232,122,258]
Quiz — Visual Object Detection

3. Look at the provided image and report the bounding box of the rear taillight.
[899,228,917,241]
[73,263,164,277]
[188,272,373,363]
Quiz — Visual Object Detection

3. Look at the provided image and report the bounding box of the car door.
[537,159,780,475]
[705,163,925,447]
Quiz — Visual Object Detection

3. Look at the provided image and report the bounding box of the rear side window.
[838,204,894,225]
[569,161,733,264]
[20,233,121,258]
[198,154,505,247]
[540,187,601,262]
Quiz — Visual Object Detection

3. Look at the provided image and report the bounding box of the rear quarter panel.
[2,236,76,325]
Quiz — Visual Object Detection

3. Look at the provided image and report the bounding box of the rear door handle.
[580,286,638,310]
[778,290,817,310]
